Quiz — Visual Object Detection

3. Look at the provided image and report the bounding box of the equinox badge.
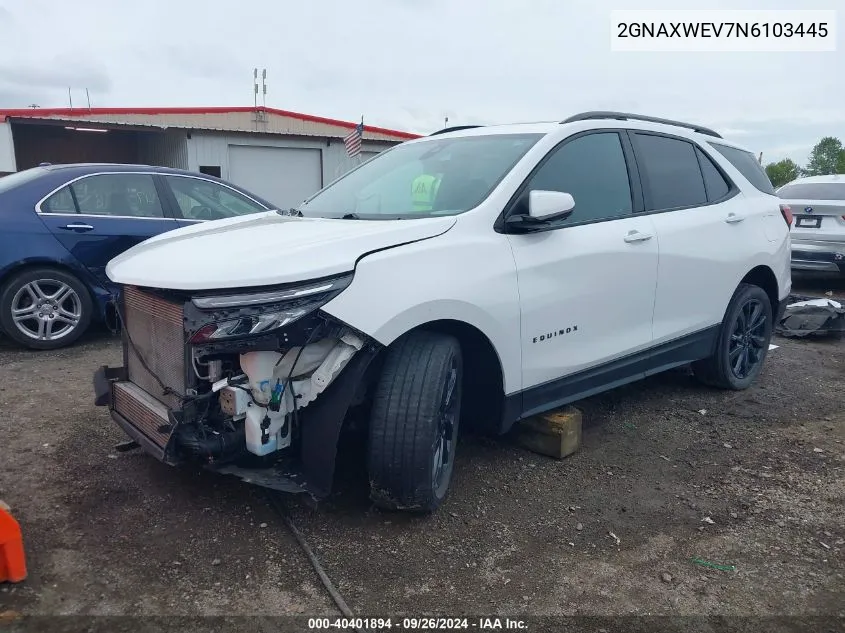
[533,326,578,343]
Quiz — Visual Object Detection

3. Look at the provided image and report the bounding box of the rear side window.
[42,186,77,213]
[633,133,707,210]
[71,174,164,218]
[695,147,732,202]
[777,182,845,200]
[710,143,776,195]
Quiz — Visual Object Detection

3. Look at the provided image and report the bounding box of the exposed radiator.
[121,285,187,410]
[113,381,172,449]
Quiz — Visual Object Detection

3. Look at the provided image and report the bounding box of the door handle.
[724,213,745,224]
[623,230,653,243]
[60,223,94,232]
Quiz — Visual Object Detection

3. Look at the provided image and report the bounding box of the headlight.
[188,274,352,343]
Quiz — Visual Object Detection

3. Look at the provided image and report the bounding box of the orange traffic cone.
[0,502,27,583]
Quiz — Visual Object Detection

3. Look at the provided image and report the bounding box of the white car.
[776,174,845,276]
[94,111,792,512]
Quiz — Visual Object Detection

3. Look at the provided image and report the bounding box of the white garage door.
[228,145,322,209]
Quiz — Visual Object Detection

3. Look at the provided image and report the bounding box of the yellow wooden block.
[516,406,582,459]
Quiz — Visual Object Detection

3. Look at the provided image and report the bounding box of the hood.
[106,211,456,290]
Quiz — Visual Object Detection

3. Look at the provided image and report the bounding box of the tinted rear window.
[0,168,46,194]
[633,133,707,210]
[710,143,775,195]
[696,147,731,202]
[777,182,845,200]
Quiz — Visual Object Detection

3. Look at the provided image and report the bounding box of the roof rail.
[429,125,484,136]
[561,111,722,139]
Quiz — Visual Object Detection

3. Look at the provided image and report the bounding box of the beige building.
[0,106,419,209]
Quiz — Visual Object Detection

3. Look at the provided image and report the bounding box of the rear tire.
[367,331,463,512]
[0,267,92,350]
[693,283,773,390]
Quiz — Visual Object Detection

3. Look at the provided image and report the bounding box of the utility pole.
[85,88,91,109]
[68,87,73,109]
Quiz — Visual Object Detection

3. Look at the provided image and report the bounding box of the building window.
[199,166,222,178]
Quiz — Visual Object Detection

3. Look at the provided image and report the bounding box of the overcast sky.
[0,0,842,166]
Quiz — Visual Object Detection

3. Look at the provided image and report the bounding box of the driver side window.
[164,176,266,220]
[524,132,633,225]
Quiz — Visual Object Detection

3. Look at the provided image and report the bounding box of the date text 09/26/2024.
[308,618,528,630]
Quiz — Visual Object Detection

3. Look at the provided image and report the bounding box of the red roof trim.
[0,106,421,139]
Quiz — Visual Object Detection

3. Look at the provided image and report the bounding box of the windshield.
[299,133,542,219]
[0,167,46,195]
[777,182,845,201]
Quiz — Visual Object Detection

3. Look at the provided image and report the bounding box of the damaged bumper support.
[93,282,380,499]
[236,333,365,456]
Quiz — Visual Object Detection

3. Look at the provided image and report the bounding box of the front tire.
[693,283,773,390]
[0,267,92,350]
[368,331,463,512]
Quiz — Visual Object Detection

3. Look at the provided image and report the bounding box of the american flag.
[344,120,364,158]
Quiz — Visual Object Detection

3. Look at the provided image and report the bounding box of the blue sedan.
[0,163,275,349]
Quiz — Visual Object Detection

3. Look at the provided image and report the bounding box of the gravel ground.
[0,277,843,626]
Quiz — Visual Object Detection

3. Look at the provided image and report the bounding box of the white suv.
[94,111,792,512]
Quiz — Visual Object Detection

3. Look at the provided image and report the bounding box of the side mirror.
[528,190,575,221]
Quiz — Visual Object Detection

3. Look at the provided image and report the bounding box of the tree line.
[764,137,845,188]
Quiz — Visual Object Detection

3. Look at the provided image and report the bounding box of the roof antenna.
[261,69,267,108]
[253,68,258,110]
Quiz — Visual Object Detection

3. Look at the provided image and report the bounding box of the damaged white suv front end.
[93,273,373,497]
[93,209,457,500]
